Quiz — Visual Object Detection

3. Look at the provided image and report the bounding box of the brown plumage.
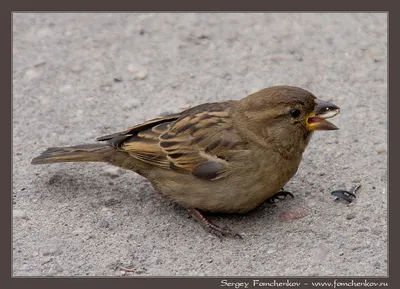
[32,86,340,237]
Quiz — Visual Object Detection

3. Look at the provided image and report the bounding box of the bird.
[31,86,340,237]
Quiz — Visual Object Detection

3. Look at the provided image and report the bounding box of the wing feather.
[96,101,249,180]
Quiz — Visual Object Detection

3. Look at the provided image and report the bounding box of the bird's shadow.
[34,168,296,237]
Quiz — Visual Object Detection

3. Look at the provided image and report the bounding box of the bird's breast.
[148,149,303,214]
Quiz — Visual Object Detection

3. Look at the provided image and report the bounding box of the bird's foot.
[189,208,242,239]
[267,188,294,203]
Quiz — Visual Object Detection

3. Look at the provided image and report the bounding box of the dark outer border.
[5,1,395,289]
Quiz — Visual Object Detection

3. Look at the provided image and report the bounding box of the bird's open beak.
[306,99,340,130]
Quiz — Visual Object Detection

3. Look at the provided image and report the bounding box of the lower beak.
[307,99,340,131]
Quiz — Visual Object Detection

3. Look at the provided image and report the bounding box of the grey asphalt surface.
[13,13,387,276]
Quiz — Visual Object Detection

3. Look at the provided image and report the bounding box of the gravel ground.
[12,13,387,276]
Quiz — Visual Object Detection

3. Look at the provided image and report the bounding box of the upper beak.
[307,99,340,130]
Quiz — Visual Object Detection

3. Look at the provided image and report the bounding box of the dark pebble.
[99,220,110,228]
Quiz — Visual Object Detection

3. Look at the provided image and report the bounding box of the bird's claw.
[267,189,294,203]
[189,208,242,239]
[207,224,243,239]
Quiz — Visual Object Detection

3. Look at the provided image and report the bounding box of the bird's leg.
[188,208,242,239]
[267,188,294,203]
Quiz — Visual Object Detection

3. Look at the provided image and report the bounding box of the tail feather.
[31,144,112,165]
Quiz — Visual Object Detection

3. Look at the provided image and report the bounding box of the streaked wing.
[97,101,248,180]
[96,113,181,147]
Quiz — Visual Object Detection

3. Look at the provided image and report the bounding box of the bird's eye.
[289,108,301,118]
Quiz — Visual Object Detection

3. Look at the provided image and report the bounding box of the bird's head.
[234,86,340,156]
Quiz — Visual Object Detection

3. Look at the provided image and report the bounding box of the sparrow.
[31,86,340,237]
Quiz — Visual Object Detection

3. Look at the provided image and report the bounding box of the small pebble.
[34,61,46,67]
[108,260,122,270]
[122,98,141,110]
[70,63,83,73]
[346,212,356,220]
[42,243,62,256]
[13,210,28,220]
[41,257,53,265]
[100,83,112,91]
[103,167,122,178]
[126,64,148,80]
[371,228,381,235]
[19,264,31,271]
[376,148,386,155]
[224,257,232,264]
[72,228,85,235]
[36,27,53,38]
[25,68,40,79]
[136,70,148,80]
[59,84,72,93]
[351,245,370,251]
[314,244,329,260]
[118,270,127,276]
[47,262,64,275]
[155,257,163,265]
[48,174,63,185]
[104,198,121,207]
[357,228,369,233]
[99,220,110,228]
